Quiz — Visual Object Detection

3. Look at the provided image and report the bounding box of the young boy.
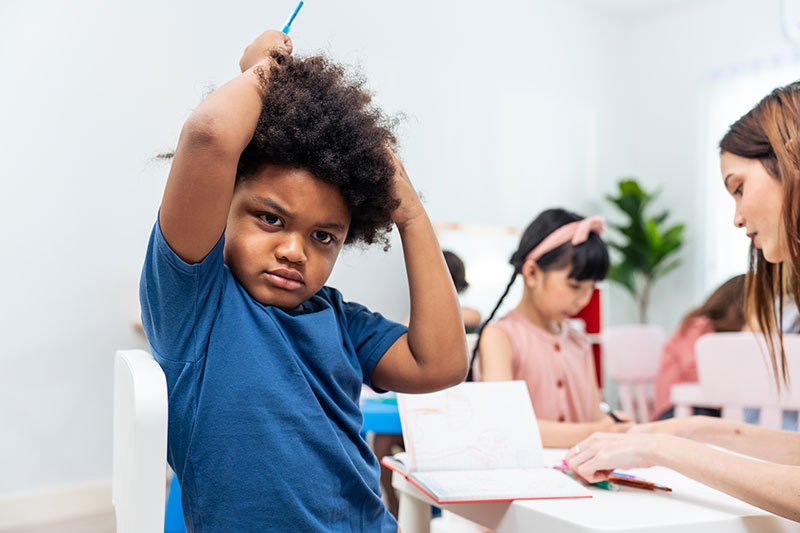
[139,30,468,531]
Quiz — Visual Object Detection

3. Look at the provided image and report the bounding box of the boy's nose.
[276,233,307,264]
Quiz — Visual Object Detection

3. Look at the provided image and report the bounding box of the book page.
[398,381,544,472]
[413,468,589,503]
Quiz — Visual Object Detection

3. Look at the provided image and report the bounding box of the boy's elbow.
[180,113,237,155]
[436,350,469,388]
[447,367,469,388]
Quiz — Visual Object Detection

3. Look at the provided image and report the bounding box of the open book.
[381,381,590,504]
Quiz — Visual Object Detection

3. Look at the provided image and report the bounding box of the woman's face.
[721,151,789,263]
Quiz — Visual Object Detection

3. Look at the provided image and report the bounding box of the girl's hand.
[565,432,670,484]
[608,410,633,425]
[601,416,633,434]
[597,404,632,432]
[386,148,426,229]
[239,30,293,72]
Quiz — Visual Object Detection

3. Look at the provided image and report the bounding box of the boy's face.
[224,165,351,310]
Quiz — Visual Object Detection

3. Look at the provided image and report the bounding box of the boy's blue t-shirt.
[139,221,406,532]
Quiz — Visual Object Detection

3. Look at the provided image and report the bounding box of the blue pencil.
[281,1,304,34]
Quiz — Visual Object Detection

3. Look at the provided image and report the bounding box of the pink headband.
[524,215,606,263]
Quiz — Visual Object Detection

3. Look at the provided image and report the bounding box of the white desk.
[392,448,800,533]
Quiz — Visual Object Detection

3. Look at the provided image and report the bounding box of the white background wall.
[0,0,794,503]
[614,0,798,329]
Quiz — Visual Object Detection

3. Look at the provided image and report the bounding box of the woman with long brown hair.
[567,81,800,522]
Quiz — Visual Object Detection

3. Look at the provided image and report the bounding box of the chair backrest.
[602,325,665,423]
[112,349,168,533]
[695,332,800,429]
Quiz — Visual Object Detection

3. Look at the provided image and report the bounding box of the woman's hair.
[467,208,609,380]
[681,274,746,333]
[719,81,800,384]
[443,250,469,293]
[205,52,400,250]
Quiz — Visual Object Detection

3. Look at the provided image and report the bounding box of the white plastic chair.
[669,382,709,418]
[112,349,169,533]
[674,333,800,429]
[602,325,665,423]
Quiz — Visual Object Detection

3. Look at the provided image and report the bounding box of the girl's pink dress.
[493,310,597,423]
[652,316,714,420]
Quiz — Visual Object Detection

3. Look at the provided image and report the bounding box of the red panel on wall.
[571,288,602,387]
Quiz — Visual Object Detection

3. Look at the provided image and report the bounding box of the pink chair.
[682,332,800,429]
[602,325,665,423]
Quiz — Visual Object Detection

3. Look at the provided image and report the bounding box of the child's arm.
[159,31,292,264]
[480,325,629,447]
[369,152,469,393]
[536,368,628,448]
[461,306,482,330]
[536,419,626,448]
[537,377,632,447]
[478,324,515,380]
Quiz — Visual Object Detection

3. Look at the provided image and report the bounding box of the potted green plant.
[605,178,685,323]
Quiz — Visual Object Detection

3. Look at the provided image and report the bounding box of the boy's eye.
[313,230,334,244]
[259,213,283,227]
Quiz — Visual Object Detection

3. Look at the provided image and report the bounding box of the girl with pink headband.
[471,208,632,447]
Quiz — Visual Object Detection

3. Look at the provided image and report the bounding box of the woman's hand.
[386,148,425,229]
[239,30,293,72]
[565,432,674,483]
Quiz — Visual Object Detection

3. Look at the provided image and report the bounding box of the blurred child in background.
[443,250,482,332]
[652,274,746,420]
[474,208,630,447]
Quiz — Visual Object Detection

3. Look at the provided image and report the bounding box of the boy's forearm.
[181,28,291,160]
[181,67,266,158]
[398,213,468,383]
[160,66,268,263]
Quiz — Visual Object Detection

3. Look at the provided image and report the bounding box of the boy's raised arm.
[159,31,292,264]
[370,152,469,393]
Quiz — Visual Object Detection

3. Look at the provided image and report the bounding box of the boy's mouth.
[264,268,305,290]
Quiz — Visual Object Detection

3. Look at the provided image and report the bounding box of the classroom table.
[360,395,402,435]
[391,448,800,533]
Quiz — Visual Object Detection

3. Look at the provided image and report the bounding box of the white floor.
[3,511,115,533]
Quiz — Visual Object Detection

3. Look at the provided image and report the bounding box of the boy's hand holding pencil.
[239,30,293,73]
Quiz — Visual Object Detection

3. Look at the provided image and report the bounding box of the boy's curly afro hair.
[236,52,400,249]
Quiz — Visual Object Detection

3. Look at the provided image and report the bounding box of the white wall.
[606,0,797,331]
[329,0,633,321]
